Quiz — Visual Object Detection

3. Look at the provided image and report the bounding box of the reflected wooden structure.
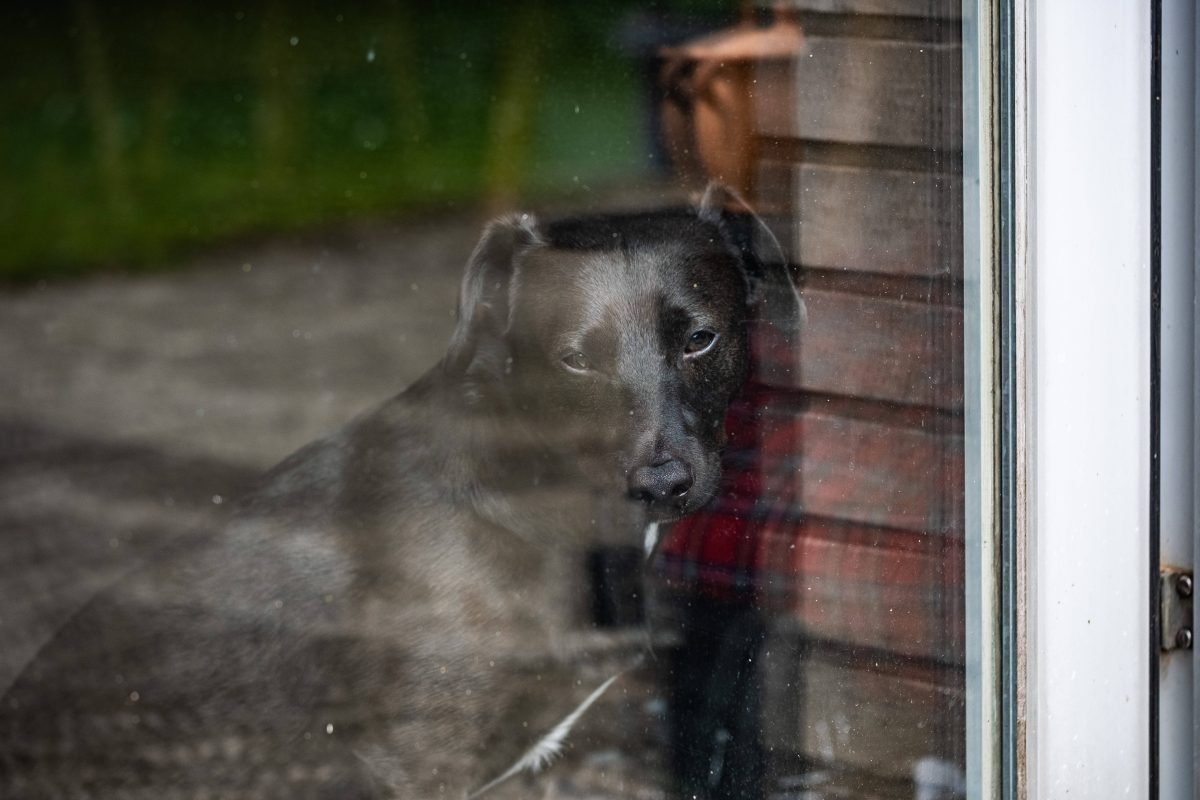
[659,1,965,795]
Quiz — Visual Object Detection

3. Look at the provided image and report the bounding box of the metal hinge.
[1159,568,1194,652]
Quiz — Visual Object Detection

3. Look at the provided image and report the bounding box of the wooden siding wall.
[753,0,965,785]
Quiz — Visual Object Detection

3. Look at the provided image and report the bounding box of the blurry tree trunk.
[141,76,174,180]
[256,0,297,188]
[482,2,549,213]
[141,7,181,181]
[387,5,428,153]
[73,0,131,219]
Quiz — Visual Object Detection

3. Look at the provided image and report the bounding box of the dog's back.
[0,414,532,798]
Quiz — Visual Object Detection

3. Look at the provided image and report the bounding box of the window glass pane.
[0,2,984,798]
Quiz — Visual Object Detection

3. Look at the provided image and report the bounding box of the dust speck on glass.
[0,2,971,799]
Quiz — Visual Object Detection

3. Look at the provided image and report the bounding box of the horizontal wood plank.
[749,288,964,408]
[757,519,964,660]
[758,161,963,277]
[795,289,962,408]
[763,644,965,783]
[755,409,963,531]
[755,37,962,149]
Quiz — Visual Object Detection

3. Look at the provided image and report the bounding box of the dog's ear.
[696,181,735,227]
[696,181,805,328]
[444,213,542,376]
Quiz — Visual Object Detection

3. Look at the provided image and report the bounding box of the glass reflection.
[0,3,967,799]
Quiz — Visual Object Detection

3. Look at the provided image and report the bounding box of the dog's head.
[444,186,797,536]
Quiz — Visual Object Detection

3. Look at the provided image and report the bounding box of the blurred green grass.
[1,1,723,280]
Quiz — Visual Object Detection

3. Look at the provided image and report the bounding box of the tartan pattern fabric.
[655,290,965,664]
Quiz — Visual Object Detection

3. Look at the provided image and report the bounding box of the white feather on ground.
[466,667,629,799]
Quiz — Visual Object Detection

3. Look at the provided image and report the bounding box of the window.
[0,2,1021,798]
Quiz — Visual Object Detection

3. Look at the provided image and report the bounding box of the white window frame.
[969,2,1199,795]
[1017,1,1193,797]
[1156,3,1196,799]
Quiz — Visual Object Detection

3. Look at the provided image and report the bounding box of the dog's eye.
[684,330,718,356]
[561,352,591,372]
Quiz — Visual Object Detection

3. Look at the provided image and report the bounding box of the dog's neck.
[400,366,611,549]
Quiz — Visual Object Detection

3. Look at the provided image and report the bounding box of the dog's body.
[1,195,785,798]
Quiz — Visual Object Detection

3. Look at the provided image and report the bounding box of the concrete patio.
[0,212,480,691]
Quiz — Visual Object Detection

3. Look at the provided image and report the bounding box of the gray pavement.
[0,212,481,691]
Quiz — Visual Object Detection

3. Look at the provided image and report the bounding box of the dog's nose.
[627,458,693,506]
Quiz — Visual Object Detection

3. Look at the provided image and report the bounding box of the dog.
[0,184,796,798]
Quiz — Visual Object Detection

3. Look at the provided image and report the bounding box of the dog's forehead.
[514,238,742,326]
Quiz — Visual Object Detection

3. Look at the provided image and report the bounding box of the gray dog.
[0,186,793,798]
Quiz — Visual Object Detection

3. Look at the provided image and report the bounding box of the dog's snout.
[627,458,693,507]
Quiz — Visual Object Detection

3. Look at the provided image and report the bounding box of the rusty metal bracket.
[1159,568,1194,651]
